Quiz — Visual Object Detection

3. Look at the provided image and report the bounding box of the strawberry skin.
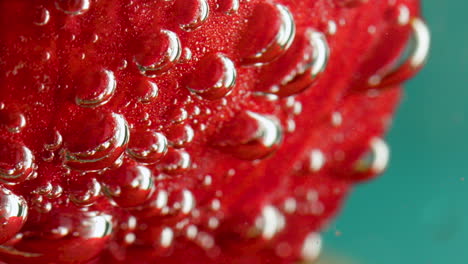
[0,0,429,264]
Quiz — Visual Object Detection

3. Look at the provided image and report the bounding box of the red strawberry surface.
[0,0,429,263]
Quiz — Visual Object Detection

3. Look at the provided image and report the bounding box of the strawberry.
[0,0,429,263]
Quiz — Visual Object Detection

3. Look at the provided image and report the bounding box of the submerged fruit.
[0,0,429,263]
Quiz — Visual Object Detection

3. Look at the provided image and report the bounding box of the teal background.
[323,1,468,263]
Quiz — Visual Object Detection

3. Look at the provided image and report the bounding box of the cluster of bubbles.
[0,0,430,262]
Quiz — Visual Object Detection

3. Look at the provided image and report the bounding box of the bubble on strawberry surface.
[171,108,189,123]
[258,28,330,96]
[285,118,296,133]
[33,183,63,200]
[187,53,237,100]
[301,232,322,261]
[166,124,194,148]
[208,217,220,230]
[408,18,431,67]
[354,137,390,175]
[136,80,159,103]
[0,187,28,244]
[202,174,212,187]
[69,177,102,206]
[48,184,64,199]
[55,0,90,15]
[127,130,168,164]
[61,112,129,171]
[295,189,325,216]
[194,231,215,249]
[130,189,169,219]
[327,20,338,35]
[134,30,182,77]
[32,7,50,26]
[8,210,113,263]
[114,215,138,246]
[0,108,26,134]
[101,162,155,208]
[180,189,196,214]
[282,197,297,214]
[214,111,282,160]
[44,130,63,151]
[31,195,53,213]
[174,0,210,31]
[217,0,239,13]
[184,224,198,240]
[308,149,326,173]
[396,4,411,25]
[163,188,196,216]
[33,182,53,196]
[75,69,117,108]
[181,47,193,62]
[158,148,191,173]
[0,140,34,184]
[239,2,295,65]
[257,205,285,240]
[367,17,430,89]
[160,227,174,248]
[331,112,343,127]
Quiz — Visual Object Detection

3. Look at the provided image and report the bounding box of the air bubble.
[301,232,322,261]
[55,0,90,15]
[368,18,430,88]
[175,0,210,31]
[0,187,28,244]
[62,112,129,171]
[171,108,188,123]
[211,199,221,211]
[331,112,343,127]
[134,30,182,77]
[327,20,337,35]
[308,149,326,173]
[166,124,194,147]
[397,5,410,25]
[187,53,237,100]
[160,227,174,248]
[44,130,63,151]
[131,189,169,219]
[258,205,285,240]
[214,111,282,160]
[69,178,102,206]
[283,197,297,214]
[13,210,113,262]
[355,137,390,174]
[180,189,196,214]
[239,2,295,65]
[186,225,198,239]
[203,175,212,186]
[0,140,34,183]
[159,148,191,173]
[75,69,117,108]
[0,108,26,133]
[257,28,330,96]
[33,7,50,26]
[127,130,168,164]
[208,217,219,229]
[101,163,155,208]
[195,232,215,249]
[217,0,239,13]
[136,80,158,103]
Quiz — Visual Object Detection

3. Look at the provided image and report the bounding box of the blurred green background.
[323,1,468,263]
